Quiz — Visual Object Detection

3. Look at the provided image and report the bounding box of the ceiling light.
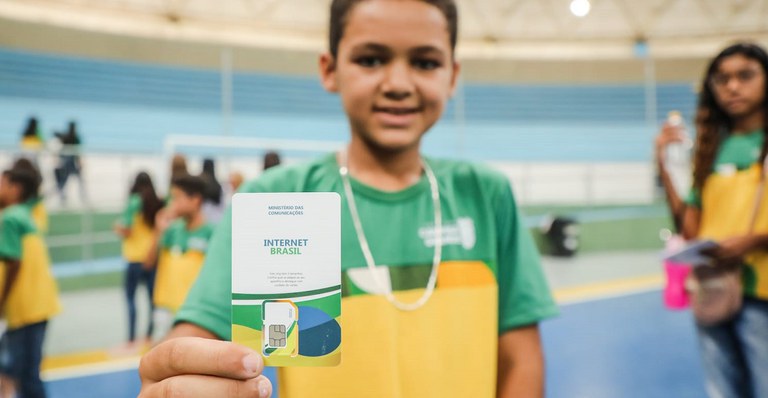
[570,0,591,17]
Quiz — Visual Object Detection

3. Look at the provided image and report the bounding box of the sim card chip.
[269,324,286,347]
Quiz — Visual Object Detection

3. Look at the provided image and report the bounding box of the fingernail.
[242,353,261,374]
[258,379,272,397]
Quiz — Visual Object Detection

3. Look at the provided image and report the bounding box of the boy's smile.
[320,0,459,153]
[372,104,422,128]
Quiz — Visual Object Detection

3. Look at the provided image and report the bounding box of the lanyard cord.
[338,151,442,311]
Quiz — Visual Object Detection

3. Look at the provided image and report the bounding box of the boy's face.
[169,187,200,219]
[711,54,766,120]
[320,0,459,153]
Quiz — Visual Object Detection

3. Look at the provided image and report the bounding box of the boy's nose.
[381,61,414,98]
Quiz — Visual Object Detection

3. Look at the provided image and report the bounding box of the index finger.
[140,337,264,383]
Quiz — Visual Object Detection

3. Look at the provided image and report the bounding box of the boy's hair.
[329,0,458,58]
[11,158,42,196]
[2,168,39,203]
[693,42,768,191]
[171,174,207,200]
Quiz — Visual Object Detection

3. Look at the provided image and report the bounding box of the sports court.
[38,251,707,398]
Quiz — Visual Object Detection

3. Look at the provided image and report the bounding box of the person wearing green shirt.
[655,42,768,398]
[0,167,61,398]
[114,172,164,348]
[138,1,558,397]
[148,175,214,327]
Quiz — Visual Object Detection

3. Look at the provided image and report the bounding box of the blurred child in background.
[146,175,213,337]
[0,158,47,397]
[169,154,188,189]
[0,167,61,398]
[113,172,164,349]
[19,117,44,169]
[262,150,281,171]
[656,42,768,398]
[200,158,224,224]
[53,121,85,206]
[19,117,44,151]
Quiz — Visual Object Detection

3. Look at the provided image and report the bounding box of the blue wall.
[0,47,697,161]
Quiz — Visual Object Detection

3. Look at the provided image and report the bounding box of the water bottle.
[664,111,693,195]
[661,231,692,309]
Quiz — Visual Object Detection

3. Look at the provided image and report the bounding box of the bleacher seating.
[0,47,697,161]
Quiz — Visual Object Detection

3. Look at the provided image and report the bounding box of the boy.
[139,1,557,397]
[0,168,61,398]
[150,175,214,316]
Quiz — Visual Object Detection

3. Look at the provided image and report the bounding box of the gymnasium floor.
[40,250,708,398]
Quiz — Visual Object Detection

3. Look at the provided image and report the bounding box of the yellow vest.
[20,136,43,150]
[275,261,498,397]
[154,250,206,313]
[122,214,155,263]
[698,164,768,298]
[4,234,62,329]
[31,201,48,234]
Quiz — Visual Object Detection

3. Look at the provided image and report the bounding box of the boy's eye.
[413,58,441,70]
[355,56,384,68]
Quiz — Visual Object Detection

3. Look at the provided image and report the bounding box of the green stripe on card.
[232,285,342,300]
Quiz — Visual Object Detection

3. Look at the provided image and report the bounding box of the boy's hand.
[139,337,272,398]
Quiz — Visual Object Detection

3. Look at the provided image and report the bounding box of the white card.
[664,239,718,267]
[231,192,341,367]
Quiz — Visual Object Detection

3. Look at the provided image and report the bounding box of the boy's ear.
[319,53,338,93]
[448,60,461,98]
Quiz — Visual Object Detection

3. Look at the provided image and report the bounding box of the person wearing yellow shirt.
[114,172,164,348]
[146,175,213,335]
[19,117,44,151]
[0,158,46,398]
[0,167,61,398]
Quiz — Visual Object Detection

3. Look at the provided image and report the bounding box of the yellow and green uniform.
[0,204,61,330]
[20,135,43,150]
[24,196,48,235]
[177,154,558,398]
[686,129,768,298]
[154,220,213,313]
[120,194,155,263]
[0,198,47,291]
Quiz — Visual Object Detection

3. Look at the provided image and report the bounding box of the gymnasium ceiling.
[1,0,767,61]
